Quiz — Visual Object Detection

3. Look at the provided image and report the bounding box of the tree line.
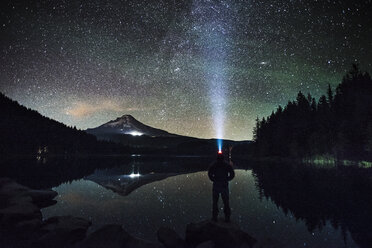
[0,92,128,156]
[253,65,372,162]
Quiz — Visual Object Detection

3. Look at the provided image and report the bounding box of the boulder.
[124,235,163,248]
[157,226,188,248]
[0,178,57,229]
[78,224,131,248]
[0,178,13,187]
[0,196,41,226]
[0,178,57,209]
[0,179,30,200]
[27,189,58,208]
[79,224,163,248]
[0,179,48,245]
[1,178,259,248]
[33,216,91,248]
[14,218,43,233]
[195,240,214,248]
[185,220,256,248]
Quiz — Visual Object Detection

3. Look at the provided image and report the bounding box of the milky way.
[1,0,371,140]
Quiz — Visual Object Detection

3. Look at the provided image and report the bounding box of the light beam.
[192,0,232,150]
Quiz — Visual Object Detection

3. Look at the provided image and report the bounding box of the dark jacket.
[208,160,235,189]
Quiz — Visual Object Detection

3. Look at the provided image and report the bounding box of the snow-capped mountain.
[86,115,177,137]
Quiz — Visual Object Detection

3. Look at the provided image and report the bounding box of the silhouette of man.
[208,152,235,222]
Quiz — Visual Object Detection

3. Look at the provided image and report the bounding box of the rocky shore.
[0,178,257,248]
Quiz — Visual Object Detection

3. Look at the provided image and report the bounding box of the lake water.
[2,156,370,247]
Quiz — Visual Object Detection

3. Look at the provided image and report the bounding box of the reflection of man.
[208,152,235,222]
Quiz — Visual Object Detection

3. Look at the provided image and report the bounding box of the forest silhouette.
[0,93,127,156]
[2,64,372,161]
[0,92,231,157]
[253,65,372,162]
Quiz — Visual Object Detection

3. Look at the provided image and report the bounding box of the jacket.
[208,160,235,189]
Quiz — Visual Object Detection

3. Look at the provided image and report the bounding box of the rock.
[0,178,13,187]
[185,220,256,248]
[33,216,92,248]
[124,235,163,248]
[157,226,188,248]
[0,179,30,200]
[255,237,285,248]
[1,178,259,248]
[79,224,163,248]
[0,179,49,245]
[0,197,41,226]
[15,218,43,232]
[78,224,131,248]
[0,178,57,209]
[0,193,42,246]
[0,178,57,229]
[195,240,214,248]
[27,189,58,208]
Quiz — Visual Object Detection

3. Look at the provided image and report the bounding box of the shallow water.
[2,156,369,247]
[41,166,358,248]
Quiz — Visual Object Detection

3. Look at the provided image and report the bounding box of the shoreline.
[0,177,257,248]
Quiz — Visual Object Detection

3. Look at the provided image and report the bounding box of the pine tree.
[327,84,333,107]
[253,117,260,142]
[252,65,372,160]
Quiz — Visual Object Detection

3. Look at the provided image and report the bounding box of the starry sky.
[1,0,371,140]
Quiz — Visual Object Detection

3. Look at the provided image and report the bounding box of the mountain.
[0,92,126,156]
[86,115,177,138]
[85,114,252,155]
[0,92,250,156]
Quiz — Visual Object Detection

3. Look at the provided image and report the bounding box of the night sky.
[1,0,371,140]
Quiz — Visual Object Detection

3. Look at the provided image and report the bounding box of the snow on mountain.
[86,115,177,137]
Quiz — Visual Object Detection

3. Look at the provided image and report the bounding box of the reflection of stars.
[41,168,356,246]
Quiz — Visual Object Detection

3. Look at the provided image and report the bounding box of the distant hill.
[0,92,126,156]
[86,115,177,138]
[85,115,196,152]
[0,92,251,157]
[86,115,251,155]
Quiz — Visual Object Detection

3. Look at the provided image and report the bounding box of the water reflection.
[0,157,130,189]
[1,157,371,247]
[251,163,372,248]
[86,169,177,197]
[42,169,357,247]
[0,156,212,189]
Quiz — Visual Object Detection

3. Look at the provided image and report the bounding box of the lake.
[2,156,371,247]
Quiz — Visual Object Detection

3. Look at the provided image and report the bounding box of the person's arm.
[227,165,235,181]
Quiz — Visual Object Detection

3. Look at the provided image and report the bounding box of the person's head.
[217,152,224,161]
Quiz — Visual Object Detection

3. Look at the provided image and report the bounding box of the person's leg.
[221,188,231,222]
[212,190,219,221]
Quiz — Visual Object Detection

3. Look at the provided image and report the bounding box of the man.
[208,152,235,222]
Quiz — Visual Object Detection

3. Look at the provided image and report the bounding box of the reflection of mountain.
[84,157,212,196]
[1,156,214,190]
[252,163,372,248]
[86,172,179,196]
